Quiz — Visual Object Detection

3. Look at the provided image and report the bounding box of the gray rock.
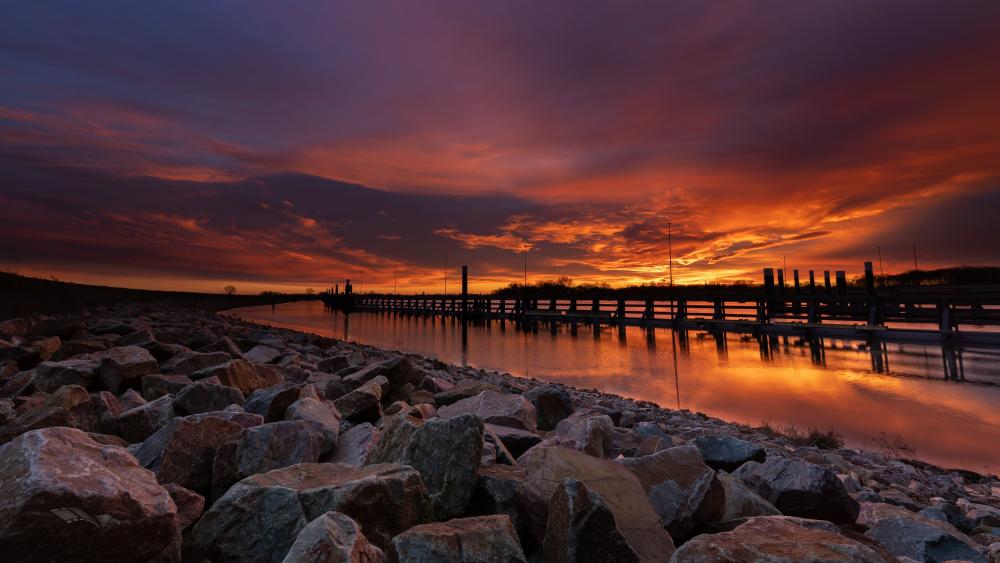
[161,351,231,375]
[691,434,765,472]
[366,413,484,519]
[244,344,282,364]
[438,390,537,432]
[244,382,303,422]
[549,409,614,457]
[334,376,387,422]
[119,388,148,411]
[618,444,724,539]
[142,374,192,400]
[83,345,158,392]
[131,411,248,489]
[285,397,341,456]
[118,394,176,443]
[282,511,385,563]
[858,502,986,562]
[433,380,501,406]
[330,423,379,466]
[188,463,431,562]
[32,359,100,392]
[524,385,574,431]
[516,446,675,561]
[174,380,245,414]
[717,472,780,520]
[544,478,641,563]
[388,515,526,563]
[733,456,860,524]
[212,420,324,497]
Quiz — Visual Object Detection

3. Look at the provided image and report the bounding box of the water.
[229,300,1000,473]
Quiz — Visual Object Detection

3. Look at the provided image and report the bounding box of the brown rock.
[438,390,537,432]
[188,463,431,562]
[211,420,324,497]
[163,482,205,531]
[244,382,302,421]
[544,478,641,563]
[0,427,180,561]
[161,351,231,375]
[670,515,891,562]
[131,412,247,490]
[388,515,526,563]
[83,345,158,392]
[433,380,500,406]
[283,511,385,563]
[617,445,724,539]
[118,394,176,443]
[334,375,387,422]
[174,380,245,414]
[549,409,613,457]
[191,359,284,395]
[285,397,341,456]
[32,359,100,392]
[330,422,379,466]
[516,446,674,562]
[142,374,192,400]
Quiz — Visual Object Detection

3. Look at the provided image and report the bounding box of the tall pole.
[523,244,527,288]
[668,222,673,287]
[444,256,448,295]
[912,240,919,272]
[877,246,885,286]
[394,265,397,294]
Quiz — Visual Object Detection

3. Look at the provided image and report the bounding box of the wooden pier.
[323,265,1000,345]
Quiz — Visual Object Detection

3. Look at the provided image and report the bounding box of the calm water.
[229,301,1000,473]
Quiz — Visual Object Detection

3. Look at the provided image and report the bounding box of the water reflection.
[229,301,1000,472]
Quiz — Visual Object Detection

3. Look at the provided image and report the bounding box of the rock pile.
[0,304,998,562]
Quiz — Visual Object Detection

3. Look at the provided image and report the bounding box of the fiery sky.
[1,1,999,293]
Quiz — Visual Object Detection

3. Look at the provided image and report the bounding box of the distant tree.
[224,285,237,308]
[306,288,315,295]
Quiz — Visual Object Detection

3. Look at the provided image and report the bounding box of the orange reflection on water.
[231,301,1000,473]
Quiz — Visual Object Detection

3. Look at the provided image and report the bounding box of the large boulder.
[334,376,387,422]
[366,413,484,519]
[549,410,613,457]
[68,390,122,435]
[173,380,245,414]
[188,463,431,562]
[283,511,385,563]
[516,446,674,562]
[733,457,859,524]
[164,482,205,531]
[211,420,324,497]
[285,397,341,456]
[0,318,27,338]
[717,472,780,520]
[118,394,176,443]
[691,434,765,472]
[0,427,180,561]
[388,515,526,563]
[244,382,303,422]
[438,391,537,432]
[342,356,419,390]
[32,359,100,392]
[857,502,986,562]
[544,478,642,563]
[83,345,158,392]
[191,359,284,395]
[618,445,724,539]
[468,465,527,536]
[524,385,574,431]
[670,515,891,562]
[131,412,248,490]
[485,423,540,459]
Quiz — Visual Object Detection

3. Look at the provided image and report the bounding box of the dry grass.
[871,432,916,460]
[757,419,845,450]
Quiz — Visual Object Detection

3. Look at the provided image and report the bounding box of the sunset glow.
[2,1,999,293]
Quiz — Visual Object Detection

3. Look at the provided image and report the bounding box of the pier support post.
[864,262,876,297]
[616,299,626,319]
[777,269,785,295]
[763,268,775,297]
[835,271,847,296]
[808,271,816,294]
[793,270,800,294]
[824,271,832,295]
[939,299,952,331]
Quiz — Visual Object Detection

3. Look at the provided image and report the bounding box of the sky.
[1,1,999,293]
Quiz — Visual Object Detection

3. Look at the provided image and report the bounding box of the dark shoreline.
[1,303,998,561]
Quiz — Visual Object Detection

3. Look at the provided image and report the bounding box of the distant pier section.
[322,263,1000,345]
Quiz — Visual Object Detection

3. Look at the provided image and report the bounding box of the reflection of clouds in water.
[229,301,1000,471]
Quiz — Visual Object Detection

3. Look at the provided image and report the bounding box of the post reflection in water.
[230,301,1000,472]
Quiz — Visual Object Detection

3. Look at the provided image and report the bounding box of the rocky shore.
[1,303,999,562]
